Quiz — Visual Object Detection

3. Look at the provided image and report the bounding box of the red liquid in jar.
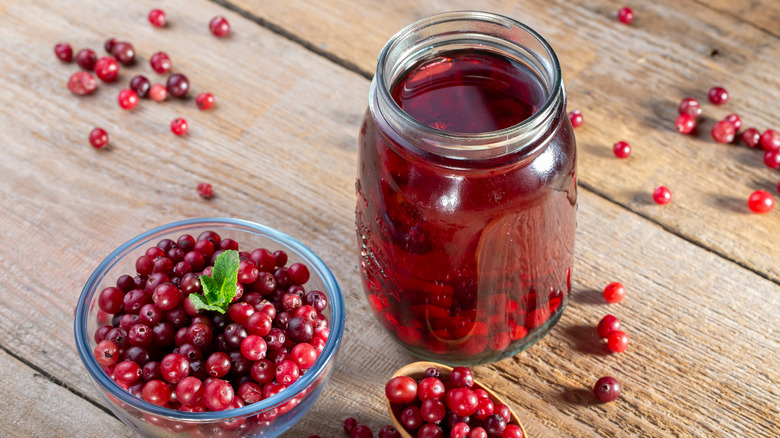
[357,49,576,364]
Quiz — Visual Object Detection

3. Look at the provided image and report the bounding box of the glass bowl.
[74,218,345,437]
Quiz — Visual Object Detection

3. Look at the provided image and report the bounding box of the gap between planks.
[690,0,780,40]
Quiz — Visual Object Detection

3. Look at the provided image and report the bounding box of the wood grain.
[0,0,777,437]
[226,0,780,284]
[700,0,780,38]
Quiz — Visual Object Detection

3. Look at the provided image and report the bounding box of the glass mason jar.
[356,11,577,365]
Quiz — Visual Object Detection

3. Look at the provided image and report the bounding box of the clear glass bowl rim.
[73,217,345,422]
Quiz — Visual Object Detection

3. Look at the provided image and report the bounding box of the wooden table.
[1,0,778,436]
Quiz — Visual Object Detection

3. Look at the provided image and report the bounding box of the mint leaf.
[189,249,240,314]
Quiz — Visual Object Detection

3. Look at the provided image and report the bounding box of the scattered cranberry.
[777,181,780,194]
[193,182,214,200]
[209,16,231,37]
[678,97,701,118]
[708,86,729,105]
[171,118,188,136]
[76,48,97,70]
[613,141,631,159]
[129,75,150,98]
[342,417,358,433]
[350,425,373,438]
[674,114,695,134]
[711,120,736,144]
[741,128,761,148]
[593,376,621,403]
[760,129,780,151]
[148,9,167,27]
[568,110,583,128]
[94,56,119,82]
[67,71,98,96]
[55,42,73,62]
[724,114,742,131]
[597,314,620,339]
[603,282,625,303]
[117,89,139,110]
[104,37,118,54]
[167,73,190,98]
[748,190,774,214]
[149,84,167,102]
[150,51,172,74]
[89,128,109,149]
[617,7,634,24]
[111,41,135,65]
[378,425,401,438]
[652,186,671,205]
[196,92,215,110]
[606,330,629,353]
[764,151,780,169]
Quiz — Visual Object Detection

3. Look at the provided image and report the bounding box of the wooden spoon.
[387,361,527,437]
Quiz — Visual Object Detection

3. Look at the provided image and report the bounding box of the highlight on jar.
[356,11,577,366]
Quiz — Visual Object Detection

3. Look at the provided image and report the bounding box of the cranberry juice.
[357,49,576,364]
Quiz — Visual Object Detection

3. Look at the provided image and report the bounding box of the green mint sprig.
[189,249,239,314]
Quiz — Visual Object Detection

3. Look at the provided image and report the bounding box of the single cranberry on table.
[597,314,621,338]
[378,425,402,438]
[568,110,583,128]
[675,113,695,134]
[104,37,118,53]
[603,282,625,303]
[89,128,109,149]
[617,7,634,24]
[724,114,742,131]
[111,41,135,65]
[209,16,231,37]
[741,128,761,148]
[711,120,736,144]
[748,190,774,214]
[607,330,630,353]
[129,75,150,98]
[652,186,672,205]
[67,71,98,95]
[171,117,188,136]
[342,417,358,433]
[76,48,97,70]
[150,51,172,74]
[708,86,729,105]
[613,141,631,159]
[197,182,214,199]
[148,9,167,27]
[678,97,701,118]
[54,42,73,62]
[117,89,139,110]
[149,83,167,102]
[196,92,215,110]
[167,73,190,98]
[94,56,119,82]
[350,424,373,438]
[764,150,780,169]
[760,129,780,151]
[594,377,621,403]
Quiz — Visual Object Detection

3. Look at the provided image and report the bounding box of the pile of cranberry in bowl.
[74,218,345,437]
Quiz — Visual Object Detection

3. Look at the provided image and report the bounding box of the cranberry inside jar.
[356,12,576,365]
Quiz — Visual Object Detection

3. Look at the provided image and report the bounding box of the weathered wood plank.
[226,0,780,284]
[700,0,780,39]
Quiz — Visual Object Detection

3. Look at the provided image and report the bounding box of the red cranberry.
[89,128,109,149]
[452,422,471,438]
[482,414,507,437]
[724,114,741,131]
[711,120,736,144]
[502,425,524,438]
[150,52,172,74]
[55,43,73,62]
[474,397,494,420]
[613,141,631,159]
[94,56,119,82]
[142,379,171,406]
[171,118,188,136]
[742,128,761,148]
[275,360,300,386]
[385,376,417,404]
[777,180,780,194]
[597,314,621,338]
[568,110,583,128]
[148,9,167,27]
[652,186,671,205]
[379,425,401,438]
[617,7,634,24]
[149,84,167,102]
[129,75,150,98]
[115,360,142,383]
[104,37,118,53]
[594,376,621,402]
[421,398,447,423]
[678,97,701,118]
[603,282,625,303]
[343,417,358,433]
[75,48,97,70]
[748,190,774,214]
[675,114,695,134]
[196,92,215,110]
[291,342,318,369]
[445,387,479,417]
[417,423,443,438]
[607,330,629,353]
[760,129,780,151]
[209,16,231,37]
[203,378,234,411]
[176,376,204,406]
[764,150,780,169]
[117,89,139,110]
[160,353,190,383]
[401,405,423,430]
[166,73,190,98]
[68,71,98,95]
[111,41,135,65]
[708,86,729,105]
[450,366,474,388]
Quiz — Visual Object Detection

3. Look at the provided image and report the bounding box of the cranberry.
[275,360,300,386]
[652,186,671,205]
[724,114,742,131]
[104,37,118,53]
[160,353,190,383]
[495,404,511,422]
[176,376,204,406]
[607,330,629,353]
[166,73,189,98]
[291,342,318,369]
[748,190,774,214]
[149,84,167,102]
[385,376,417,404]
[675,114,695,134]
[273,250,288,267]
[240,335,268,361]
[148,9,167,27]
[470,428,488,438]
[594,376,621,402]
[150,52,172,74]
[94,340,119,366]
[474,397,495,420]
[597,314,621,338]
[450,366,475,388]
[568,110,583,128]
[209,16,231,37]
[94,56,119,82]
[708,86,729,105]
[452,422,471,438]
[417,423,443,438]
[67,71,98,96]
[343,417,358,433]
[502,425,524,438]
[764,150,780,169]
[742,128,761,148]
[423,367,441,379]
[711,120,736,144]
[203,378,234,411]
[98,286,123,313]
[115,360,142,383]
[287,263,310,285]
[603,282,625,303]
[76,48,97,70]
[54,43,73,62]
[678,97,701,118]
[613,141,631,159]
[760,129,780,151]
[482,414,507,437]
[246,311,273,337]
[445,387,479,417]
[196,92,215,110]
[421,398,447,423]
[111,41,135,65]
[401,405,423,430]
[379,425,401,438]
[142,379,171,406]
[171,118,188,136]
[617,7,634,24]
[129,75,150,98]
[117,89,139,110]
